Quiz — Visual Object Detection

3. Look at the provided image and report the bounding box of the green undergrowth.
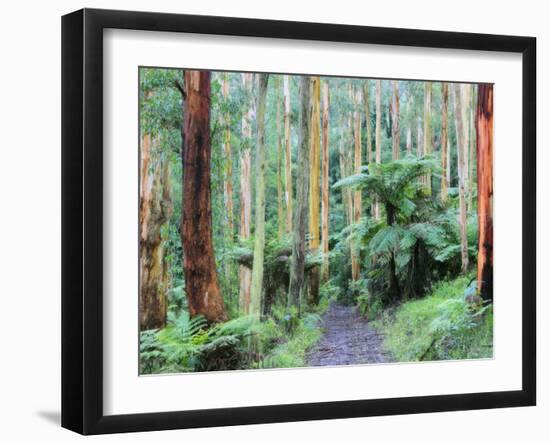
[372,276,493,362]
[262,306,326,369]
[140,291,330,374]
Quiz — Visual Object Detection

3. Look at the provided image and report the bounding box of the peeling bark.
[140,129,172,330]
[321,81,330,282]
[476,84,493,302]
[181,70,227,323]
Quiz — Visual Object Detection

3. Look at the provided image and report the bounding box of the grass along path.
[306,302,390,367]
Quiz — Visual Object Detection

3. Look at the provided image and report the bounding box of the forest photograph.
[139,67,494,375]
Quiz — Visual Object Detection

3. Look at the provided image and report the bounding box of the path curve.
[306,302,389,367]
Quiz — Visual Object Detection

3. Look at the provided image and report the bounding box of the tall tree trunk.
[423,82,432,194]
[276,78,285,239]
[222,73,234,239]
[406,127,412,154]
[351,86,362,282]
[391,81,400,160]
[446,137,451,190]
[339,116,353,228]
[239,73,253,313]
[463,86,471,211]
[374,79,382,220]
[416,115,423,157]
[440,82,449,202]
[250,74,270,318]
[453,83,470,274]
[406,84,414,155]
[181,70,227,322]
[321,81,330,282]
[288,76,312,312]
[140,129,172,330]
[468,86,476,212]
[347,83,358,279]
[283,75,293,233]
[364,81,376,217]
[364,81,373,164]
[308,77,321,304]
[476,84,493,302]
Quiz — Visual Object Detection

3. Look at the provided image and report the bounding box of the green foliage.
[140,312,252,374]
[333,155,479,309]
[353,278,384,319]
[139,69,487,373]
[139,313,207,374]
[373,276,493,361]
[166,284,186,317]
[333,155,439,211]
[140,292,331,374]
[262,312,323,368]
[357,292,369,317]
[319,281,340,303]
[140,68,182,144]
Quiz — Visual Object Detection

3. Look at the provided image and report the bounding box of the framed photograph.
[62,8,536,435]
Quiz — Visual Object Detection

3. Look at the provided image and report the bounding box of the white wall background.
[0,0,546,441]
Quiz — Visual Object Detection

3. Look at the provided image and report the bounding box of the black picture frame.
[62,8,536,435]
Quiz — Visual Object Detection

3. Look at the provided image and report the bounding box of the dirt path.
[306,302,390,367]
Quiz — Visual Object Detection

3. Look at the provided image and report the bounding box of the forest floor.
[306,302,391,367]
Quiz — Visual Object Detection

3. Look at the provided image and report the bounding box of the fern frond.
[333,173,369,190]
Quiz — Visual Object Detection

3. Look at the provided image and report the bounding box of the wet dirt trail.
[306,302,390,367]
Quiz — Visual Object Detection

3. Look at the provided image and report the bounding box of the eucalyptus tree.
[351,85,363,282]
[222,73,234,238]
[321,80,330,281]
[239,73,253,313]
[374,80,382,220]
[283,75,293,233]
[250,73,270,318]
[180,70,227,322]
[468,86,477,212]
[276,77,285,239]
[288,76,312,311]
[139,69,181,330]
[423,82,433,194]
[476,84,493,302]
[440,83,449,202]
[391,80,400,160]
[309,77,321,303]
[452,83,470,274]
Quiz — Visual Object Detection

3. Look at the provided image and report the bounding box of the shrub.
[373,276,493,362]
[262,312,323,368]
